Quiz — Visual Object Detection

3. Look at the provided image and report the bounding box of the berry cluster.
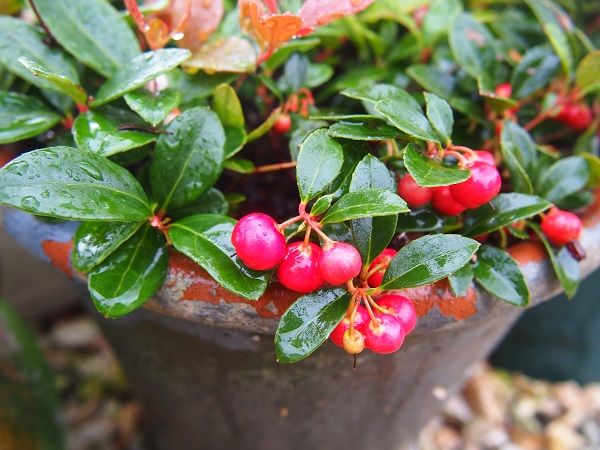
[398,147,502,216]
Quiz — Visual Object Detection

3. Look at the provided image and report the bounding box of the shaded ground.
[2,311,600,450]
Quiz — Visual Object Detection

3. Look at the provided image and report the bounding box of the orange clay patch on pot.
[395,280,478,321]
[41,240,73,277]
[170,251,297,318]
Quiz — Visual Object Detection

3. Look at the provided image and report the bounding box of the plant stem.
[254,161,296,174]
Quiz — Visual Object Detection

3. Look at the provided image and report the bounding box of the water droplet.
[40,190,50,198]
[6,160,29,176]
[21,196,40,210]
[79,162,104,181]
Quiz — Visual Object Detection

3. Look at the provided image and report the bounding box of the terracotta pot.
[4,196,600,450]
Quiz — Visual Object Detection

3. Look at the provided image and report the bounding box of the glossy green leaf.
[150,107,225,210]
[404,143,469,187]
[0,16,77,110]
[88,225,168,318]
[73,110,156,157]
[449,13,496,81]
[381,234,480,290]
[423,0,463,45]
[212,83,245,129]
[473,245,529,307]
[224,157,254,174]
[537,156,589,205]
[424,93,453,145]
[168,214,269,301]
[325,141,369,199]
[305,63,334,89]
[124,89,181,127]
[18,57,86,104]
[310,194,335,216]
[511,46,560,99]
[529,223,579,298]
[223,127,247,158]
[501,121,536,194]
[375,98,440,143]
[322,188,409,224]
[72,221,144,272]
[169,188,228,220]
[0,146,151,220]
[264,38,321,71]
[576,50,600,95]
[275,288,350,363]
[92,49,191,107]
[349,154,398,265]
[448,263,473,297]
[396,209,460,233]
[406,64,455,99]
[0,91,61,144]
[296,128,344,202]
[327,120,401,141]
[464,193,551,237]
[31,0,140,77]
[341,83,404,116]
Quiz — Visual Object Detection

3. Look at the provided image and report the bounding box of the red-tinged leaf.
[298,0,374,31]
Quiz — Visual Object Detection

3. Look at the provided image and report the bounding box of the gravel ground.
[2,313,600,450]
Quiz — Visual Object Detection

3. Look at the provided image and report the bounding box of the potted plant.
[1,0,600,448]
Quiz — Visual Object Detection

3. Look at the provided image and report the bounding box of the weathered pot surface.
[4,194,600,450]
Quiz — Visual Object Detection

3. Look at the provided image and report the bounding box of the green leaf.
[448,263,473,297]
[92,49,191,107]
[404,143,470,187]
[327,120,401,141]
[150,107,225,210]
[322,188,409,224]
[182,37,256,74]
[375,98,440,143]
[349,154,398,265]
[275,288,350,363]
[18,57,87,104]
[537,156,589,205]
[473,245,529,306]
[424,92,453,145]
[0,16,78,110]
[88,225,168,318]
[423,0,463,45]
[73,110,156,157]
[396,209,460,233]
[501,121,536,194]
[529,223,579,298]
[169,187,228,220]
[212,83,245,129]
[576,50,600,95]
[223,127,247,158]
[543,23,573,77]
[449,13,496,81]
[224,157,254,174]
[168,214,269,301]
[406,64,455,99]
[72,221,144,272]
[30,0,140,77]
[0,91,61,144]
[264,38,321,71]
[511,46,560,99]
[0,146,151,220]
[310,194,335,216]
[296,128,344,202]
[381,234,480,290]
[341,83,404,115]
[464,193,552,237]
[124,89,181,127]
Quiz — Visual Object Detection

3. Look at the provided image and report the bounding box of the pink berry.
[276,242,324,293]
[376,294,417,334]
[494,83,512,98]
[319,242,362,285]
[449,161,501,209]
[367,248,397,288]
[431,186,466,216]
[541,208,582,247]
[473,150,495,166]
[398,173,432,208]
[330,305,369,348]
[273,114,292,134]
[231,213,286,270]
[364,313,405,354]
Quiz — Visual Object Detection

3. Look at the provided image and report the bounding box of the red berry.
[473,150,495,166]
[431,186,467,216]
[376,294,417,334]
[273,114,292,134]
[343,328,366,354]
[330,305,369,348]
[398,173,432,208]
[276,242,324,293]
[541,208,582,247]
[367,248,397,287]
[364,313,405,354]
[319,242,362,285]
[556,102,593,131]
[232,213,286,270]
[449,161,501,209]
[494,83,513,98]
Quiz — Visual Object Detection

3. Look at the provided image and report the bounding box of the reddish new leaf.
[298,0,374,31]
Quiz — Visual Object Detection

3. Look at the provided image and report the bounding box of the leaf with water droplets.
[18,57,87,105]
[298,0,374,30]
[0,146,152,221]
[88,225,168,318]
[150,107,225,210]
[124,88,181,127]
[182,37,257,74]
[0,91,61,144]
